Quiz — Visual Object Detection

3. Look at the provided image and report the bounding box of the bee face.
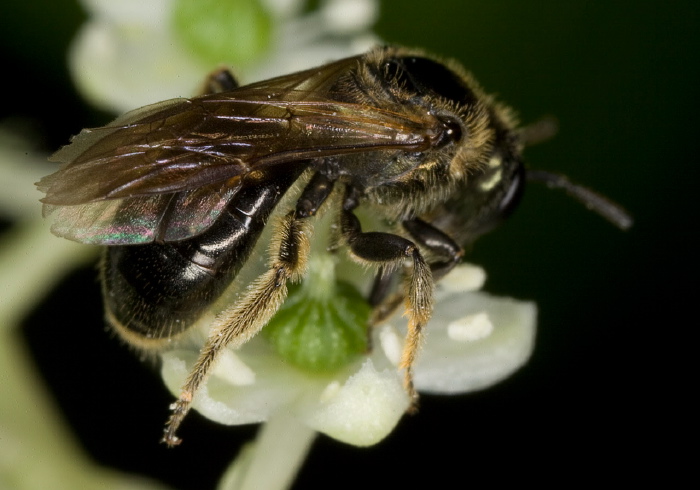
[38,45,630,445]
[341,48,524,225]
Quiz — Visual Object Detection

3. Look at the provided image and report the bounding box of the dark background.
[2,0,695,487]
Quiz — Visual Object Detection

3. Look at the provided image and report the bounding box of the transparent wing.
[44,181,241,244]
[38,56,441,244]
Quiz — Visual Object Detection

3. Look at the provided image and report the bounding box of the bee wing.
[39,56,440,244]
[44,182,241,244]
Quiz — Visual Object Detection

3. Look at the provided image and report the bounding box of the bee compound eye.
[384,60,418,93]
[434,116,463,148]
[443,117,463,143]
[399,57,478,107]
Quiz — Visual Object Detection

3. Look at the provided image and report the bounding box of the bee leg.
[295,171,335,218]
[163,173,334,446]
[369,267,395,307]
[340,193,433,407]
[364,268,398,352]
[367,270,403,350]
[368,218,463,329]
[402,217,464,281]
[199,67,240,94]
[162,211,310,446]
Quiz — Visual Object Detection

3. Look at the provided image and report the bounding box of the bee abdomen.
[102,174,300,347]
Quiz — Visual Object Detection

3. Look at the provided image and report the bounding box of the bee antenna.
[527,169,633,231]
[519,116,559,147]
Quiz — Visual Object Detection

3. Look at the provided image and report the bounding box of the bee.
[38,46,632,446]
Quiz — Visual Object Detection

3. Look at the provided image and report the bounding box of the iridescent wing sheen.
[44,182,241,245]
[39,56,440,245]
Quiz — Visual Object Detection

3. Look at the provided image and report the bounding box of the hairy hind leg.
[162,173,335,446]
[162,211,310,446]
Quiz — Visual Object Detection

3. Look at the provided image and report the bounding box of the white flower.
[70,0,380,113]
[161,261,536,448]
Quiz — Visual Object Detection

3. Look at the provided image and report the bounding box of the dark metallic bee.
[38,46,631,446]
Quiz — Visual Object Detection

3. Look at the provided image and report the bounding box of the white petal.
[378,324,402,367]
[212,349,256,386]
[246,38,379,83]
[161,346,302,425]
[0,136,54,220]
[447,311,494,342]
[161,341,409,447]
[78,0,172,26]
[321,0,379,33]
[437,263,486,295]
[412,292,537,394]
[299,359,410,446]
[69,20,207,112]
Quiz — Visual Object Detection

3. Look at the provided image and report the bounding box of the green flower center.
[263,255,370,373]
[172,0,272,67]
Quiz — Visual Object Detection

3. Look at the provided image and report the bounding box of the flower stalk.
[217,412,316,490]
